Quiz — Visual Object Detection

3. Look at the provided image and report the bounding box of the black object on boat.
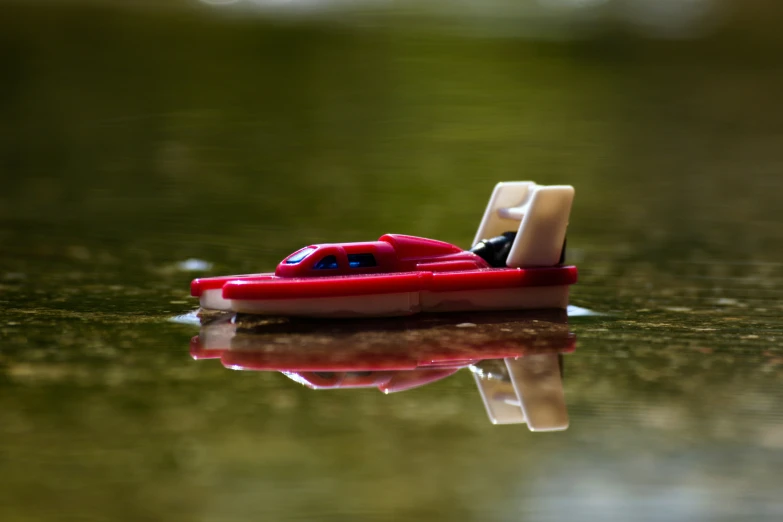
[470,232,566,267]
[469,232,517,268]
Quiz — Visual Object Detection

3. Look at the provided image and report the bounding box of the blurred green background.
[1,1,782,521]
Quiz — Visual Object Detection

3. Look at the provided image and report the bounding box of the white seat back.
[473,182,574,268]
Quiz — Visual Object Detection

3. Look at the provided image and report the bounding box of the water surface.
[1,3,782,521]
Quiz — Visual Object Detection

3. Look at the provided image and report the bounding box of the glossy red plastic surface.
[415,259,487,272]
[191,234,494,297]
[378,234,463,258]
[191,234,576,302]
[191,273,272,297]
[222,266,577,300]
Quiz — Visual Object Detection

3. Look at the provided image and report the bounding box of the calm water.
[1,3,783,521]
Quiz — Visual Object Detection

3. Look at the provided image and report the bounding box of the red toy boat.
[190,309,574,430]
[191,182,576,317]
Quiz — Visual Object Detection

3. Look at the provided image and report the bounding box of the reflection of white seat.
[471,353,569,431]
[506,354,569,432]
[473,182,574,268]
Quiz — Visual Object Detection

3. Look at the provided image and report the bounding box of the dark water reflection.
[1,2,783,521]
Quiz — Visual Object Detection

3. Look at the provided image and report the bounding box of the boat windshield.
[285,247,315,264]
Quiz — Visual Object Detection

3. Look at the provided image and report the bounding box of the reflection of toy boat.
[190,309,574,431]
[191,182,576,317]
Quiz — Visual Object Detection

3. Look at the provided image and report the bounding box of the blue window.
[348,253,377,268]
[285,247,315,264]
[314,255,339,270]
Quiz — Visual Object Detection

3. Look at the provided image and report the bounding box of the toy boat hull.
[230,285,570,317]
[193,266,576,317]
